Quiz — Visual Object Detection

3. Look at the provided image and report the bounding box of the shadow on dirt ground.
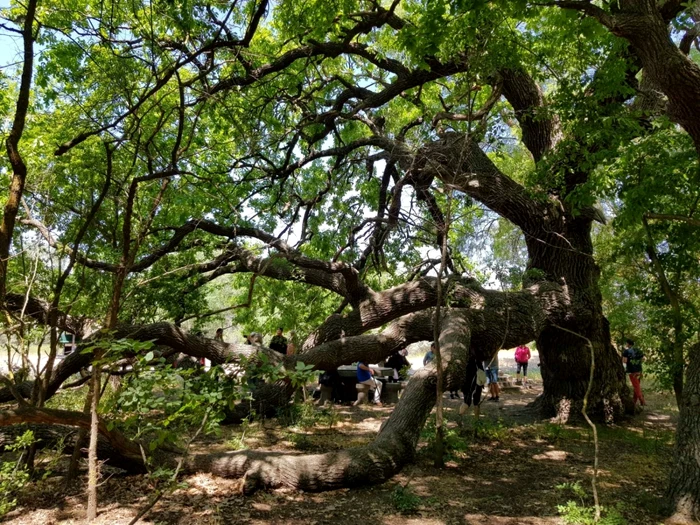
[5,377,676,525]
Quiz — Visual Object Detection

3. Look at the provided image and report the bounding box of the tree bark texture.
[0,0,37,303]
[613,9,700,153]
[666,343,700,524]
[526,216,628,421]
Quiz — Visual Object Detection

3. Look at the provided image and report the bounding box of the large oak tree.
[1,0,699,518]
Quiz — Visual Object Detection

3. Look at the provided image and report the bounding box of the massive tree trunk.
[527,216,628,421]
[666,343,700,525]
[412,132,629,420]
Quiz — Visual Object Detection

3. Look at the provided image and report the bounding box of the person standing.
[459,356,485,420]
[214,328,224,342]
[386,349,410,382]
[269,327,288,355]
[423,343,436,366]
[622,339,645,408]
[485,351,500,402]
[514,344,531,386]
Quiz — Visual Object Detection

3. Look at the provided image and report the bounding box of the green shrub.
[391,485,422,514]
[276,400,320,429]
[556,481,628,525]
[0,430,34,518]
[557,501,627,525]
[421,417,471,460]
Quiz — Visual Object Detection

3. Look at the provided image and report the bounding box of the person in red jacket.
[515,344,531,387]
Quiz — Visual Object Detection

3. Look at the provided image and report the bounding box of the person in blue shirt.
[423,343,436,366]
[356,361,382,405]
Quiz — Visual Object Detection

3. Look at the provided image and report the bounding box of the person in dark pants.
[459,356,485,421]
[386,350,410,382]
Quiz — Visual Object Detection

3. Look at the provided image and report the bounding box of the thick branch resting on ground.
[0,423,146,473]
[0,310,469,493]
[0,278,566,405]
[185,309,472,492]
[0,406,146,472]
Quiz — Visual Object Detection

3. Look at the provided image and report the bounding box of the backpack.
[515,346,529,364]
[476,368,487,387]
[319,372,335,386]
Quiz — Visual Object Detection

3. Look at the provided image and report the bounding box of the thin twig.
[552,323,600,522]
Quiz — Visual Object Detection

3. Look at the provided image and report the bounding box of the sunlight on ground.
[463,515,559,524]
[532,450,568,461]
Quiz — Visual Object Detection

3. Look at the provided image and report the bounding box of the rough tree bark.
[555,0,700,153]
[0,0,38,303]
[666,343,700,525]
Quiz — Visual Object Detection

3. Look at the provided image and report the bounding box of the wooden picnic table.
[336,365,394,378]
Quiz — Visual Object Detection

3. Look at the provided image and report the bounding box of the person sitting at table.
[356,361,382,405]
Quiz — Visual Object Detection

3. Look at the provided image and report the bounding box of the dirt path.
[4,378,675,525]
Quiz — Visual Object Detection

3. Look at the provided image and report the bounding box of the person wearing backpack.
[622,339,645,408]
[515,344,531,387]
[459,355,486,420]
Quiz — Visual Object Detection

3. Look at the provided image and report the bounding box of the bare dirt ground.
[3,379,676,525]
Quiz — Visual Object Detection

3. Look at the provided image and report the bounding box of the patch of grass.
[45,381,90,411]
[315,404,340,429]
[391,485,422,514]
[538,422,586,443]
[286,432,314,450]
[627,490,665,516]
[597,425,673,455]
[421,418,471,460]
[276,401,321,429]
[226,435,247,450]
[474,417,511,442]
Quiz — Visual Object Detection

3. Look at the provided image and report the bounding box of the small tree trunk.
[666,343,700,525]
[66,383,93,485]
[86,364,101,520]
